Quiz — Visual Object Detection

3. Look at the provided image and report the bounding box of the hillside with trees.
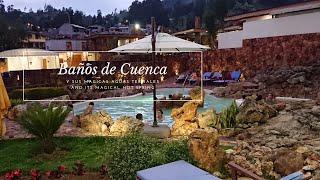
[0,0,308,51]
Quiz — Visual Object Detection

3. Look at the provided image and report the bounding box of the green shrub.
[10,99,25,107]
[9,87,67,100]
[104,134,193,180]
[17,105,71,154]
[211,101,239,129]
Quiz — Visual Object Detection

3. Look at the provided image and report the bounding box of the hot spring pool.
[73,88,233,127]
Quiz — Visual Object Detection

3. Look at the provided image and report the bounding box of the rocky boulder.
[109,116,144,136]
[294,106,320,131]
[188,128,226,173]
[196,109,218,129]
[81,111,113,135]
[236,97,277,124]
[189,87,205,106]
[273,151,304,176]
[49,95,71,107]
[171,101,200,136]
[8,104,27,120]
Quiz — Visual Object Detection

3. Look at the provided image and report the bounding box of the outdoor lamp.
[135,23,140,30]
[140,76,145,85]
[175,69,179,76]
[160,75,165,82]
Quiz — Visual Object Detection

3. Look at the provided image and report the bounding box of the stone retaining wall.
[202,33,320,78]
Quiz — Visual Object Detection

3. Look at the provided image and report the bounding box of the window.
[66,41,72,50]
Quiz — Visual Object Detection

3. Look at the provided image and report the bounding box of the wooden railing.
[228,162,264,180]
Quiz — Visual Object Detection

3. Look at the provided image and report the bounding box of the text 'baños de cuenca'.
[57,62,168,76]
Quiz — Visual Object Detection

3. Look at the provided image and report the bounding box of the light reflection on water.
[73,88,233,127]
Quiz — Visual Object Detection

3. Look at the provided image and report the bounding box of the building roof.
[0,48,58,58]
[70,24,86,29]
[108,33,210,53]
[172,29,207,36]
[87,33,145,39]
[225,0,320,22]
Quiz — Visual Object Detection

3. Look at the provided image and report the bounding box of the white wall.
[7,57,29,71]
[7,56,59,71]
[46,39,86,51]
[217,31,243,49]
[243,12,320,39]
[218,12,320,49]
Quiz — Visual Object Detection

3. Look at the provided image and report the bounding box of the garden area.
[1,135,191,180]
[2,85,320,179]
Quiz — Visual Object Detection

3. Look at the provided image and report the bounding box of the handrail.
[228,162,264,180]
[182,74,189,86]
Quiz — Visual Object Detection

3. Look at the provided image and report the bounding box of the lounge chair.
[280,171,311,180]
[211,72,226,86]
[212,71,241,86]
[203,72,213,86]
[212,72,222,80]
[176,73,189,83]
[224,71,241,83]
[280,171,304,180]
[231,71,241,81]
[137,160,221,180]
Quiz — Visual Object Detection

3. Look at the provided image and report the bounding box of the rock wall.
[203,33,320,78]
[200,33,320,99]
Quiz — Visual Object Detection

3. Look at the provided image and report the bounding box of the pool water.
[73,88,233,127]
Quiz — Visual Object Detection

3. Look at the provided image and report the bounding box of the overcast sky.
[4,0,134,15]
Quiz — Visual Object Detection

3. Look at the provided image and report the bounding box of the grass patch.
[9,87,67,100]
[0,135,192,179]
[0,137,107,174]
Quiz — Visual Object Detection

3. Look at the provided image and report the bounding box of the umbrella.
[109,33,210,53]
[0,75,11,137]
[109,28,210,127]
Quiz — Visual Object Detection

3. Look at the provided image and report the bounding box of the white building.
[58,23,87,38]
[88,25,106,34]
[45,23,88,51]
[22,31,46,49]
[108,24,140,35]
[0,49,60,72]
[217,0,320,49]
[45,39,87,51]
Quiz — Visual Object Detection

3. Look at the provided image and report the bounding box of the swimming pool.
[73,88,233,127]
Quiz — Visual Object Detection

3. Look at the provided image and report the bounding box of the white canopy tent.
[0,48,60,71]
[108,33,210,53]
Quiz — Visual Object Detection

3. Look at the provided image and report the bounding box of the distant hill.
[163,0,309,15]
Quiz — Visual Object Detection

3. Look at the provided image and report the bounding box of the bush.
[211,101,239,129]
[9,87,67,100]
[10,99,25,107]
[17,105,71,154]
[104,134,193,180]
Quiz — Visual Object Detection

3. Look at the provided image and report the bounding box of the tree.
[0,0,5,13]
[229,0,256,16]
[0,11,26,51]
[203,0,234,47]
[96,9,104,25]
[203,0,230,35]
[128,0,169,26]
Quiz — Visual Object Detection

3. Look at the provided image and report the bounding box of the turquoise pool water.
[73,88,233,127]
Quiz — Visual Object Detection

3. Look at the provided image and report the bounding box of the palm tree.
[18,105,70,154]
